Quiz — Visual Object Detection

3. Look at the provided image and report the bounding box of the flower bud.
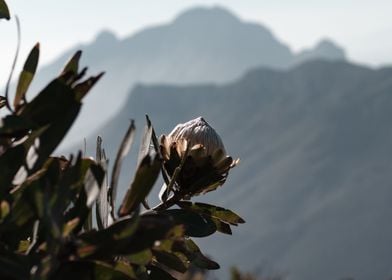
[159,117,238,198]
[168,117,226,156]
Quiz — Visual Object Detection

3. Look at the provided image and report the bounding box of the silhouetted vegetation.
[0,2,243,279]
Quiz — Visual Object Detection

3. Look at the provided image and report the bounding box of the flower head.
[159,117,238,197]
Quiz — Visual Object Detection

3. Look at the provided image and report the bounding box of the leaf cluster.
[0,2,244,279]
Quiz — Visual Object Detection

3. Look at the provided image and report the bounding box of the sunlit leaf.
[14,43,40,110]
[95,136,109,229]
[61,50,81,77]
[0,96,6,109]
[118,155,160,216]
[109,120,135,217]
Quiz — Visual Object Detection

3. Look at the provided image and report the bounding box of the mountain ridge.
[18,5,347,150]
[81,59,392,280]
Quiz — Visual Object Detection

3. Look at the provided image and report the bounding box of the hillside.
[84,60,392,280]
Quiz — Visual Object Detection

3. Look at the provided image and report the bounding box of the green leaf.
[78,213,175,258]
[211,217,232,235]
[14,43,40,110]
[177,201,245,225]
[163,209,217,238]
[182,239,220,270]
[109,120,135,217]
[0,0,10,20]
[153,250,188,273]
[118,154,160,216]
[61,50,81,76]
[127,249,153,265]
[74,72,104,101]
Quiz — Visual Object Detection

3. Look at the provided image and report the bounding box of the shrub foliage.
[0,2,244,279]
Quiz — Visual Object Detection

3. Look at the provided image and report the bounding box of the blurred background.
[2,1,392,279]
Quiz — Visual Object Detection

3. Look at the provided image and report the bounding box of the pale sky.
[1,0,392,80]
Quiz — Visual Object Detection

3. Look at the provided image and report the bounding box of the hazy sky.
[1,0,392,80]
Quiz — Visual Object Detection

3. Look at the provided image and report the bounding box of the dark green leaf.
[163,209,216,238]
[118,155,160,216]
[0,0,10,20]
[109,120,135,217]
[0,245,30,279]
[61,50,81,76]
[153,250,188,273]
[127,249,153,265]
[74,72,104,101]
[14,43,40,109]
[177,201,245,225]
[148,266,176,280]
[211,217,232,235]
[182,239,220,270]
[53,261,135,280]
[78,213,175,258]
[0,115,37,137]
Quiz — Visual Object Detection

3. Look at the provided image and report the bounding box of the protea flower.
[159,117,238,200]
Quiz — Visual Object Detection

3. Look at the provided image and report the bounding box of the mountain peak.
[93,30,118,44]
[173,6,240,25]
[294,38,346,64]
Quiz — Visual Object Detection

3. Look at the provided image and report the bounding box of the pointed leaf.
[61,50,81,76]
[14,43,40,109]
[109,120,135,217]
[118,155,160,216]
[0,0,10,20]
[211,217,232,235]
[177,201,245,225]
[153,250,188,273]
[163,209,217,238]
[137,115,153,166]
[182,239,220,270]
[74,72,105,101]
[95,136,110,229]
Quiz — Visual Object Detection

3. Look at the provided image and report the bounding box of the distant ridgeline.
[47,5,391,280]
[21,6,345,149]
[92,60,392,280]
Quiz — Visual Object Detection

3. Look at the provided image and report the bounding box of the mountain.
[83,60,392,280]
[294,38,346,64]
[21,6,345,149]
